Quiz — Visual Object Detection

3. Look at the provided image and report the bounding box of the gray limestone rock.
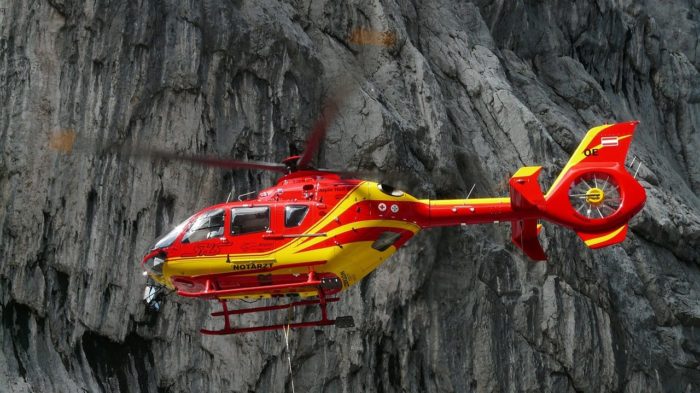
[1,0,699,392]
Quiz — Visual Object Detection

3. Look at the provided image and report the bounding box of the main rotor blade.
[296,100,339,170]
[49,131,288,173]
[106,145,288,173]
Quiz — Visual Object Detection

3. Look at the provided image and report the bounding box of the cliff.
[1,0,699,392]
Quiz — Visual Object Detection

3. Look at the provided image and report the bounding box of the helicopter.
[133,117,646,335]
[52,115,646,335]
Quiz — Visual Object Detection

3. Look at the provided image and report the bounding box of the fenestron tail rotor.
[568,173,621,219]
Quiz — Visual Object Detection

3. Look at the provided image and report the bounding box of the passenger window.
[181,209,225,243]
[231,207,269,235]
[285,205,309,227]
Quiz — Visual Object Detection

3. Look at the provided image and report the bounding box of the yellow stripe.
[301,182,367,234]
[512,166,541,177]
[584,225,626,247]
[547,124,612,195]
[545,128,632,197]
[547,132,633,196]
[425,197,510,206]
[289,220,420,252]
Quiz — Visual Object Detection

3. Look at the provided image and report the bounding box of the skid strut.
[198,270,354,335]
[201,293,341,335]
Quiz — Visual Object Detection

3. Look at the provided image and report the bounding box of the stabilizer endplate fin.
[576,224,628,249]
[509,166,545,211]
[511,219,547,261]
[509,166,547,260]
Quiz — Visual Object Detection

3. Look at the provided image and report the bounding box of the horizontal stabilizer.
[509,166,545,211]
[576,224,628,249]
[511,219,546,260]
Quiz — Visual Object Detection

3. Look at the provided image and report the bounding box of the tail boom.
[417,121,646,260]
[417,198,523,228]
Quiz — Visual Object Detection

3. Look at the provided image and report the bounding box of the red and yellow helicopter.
[131,118,646,335]
[54,113,646,335]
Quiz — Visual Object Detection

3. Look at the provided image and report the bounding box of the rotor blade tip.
[49,130,77,153]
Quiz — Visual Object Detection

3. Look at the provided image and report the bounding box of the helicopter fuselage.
[143,170,520,300]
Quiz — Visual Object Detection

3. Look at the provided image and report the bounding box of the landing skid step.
[175,269,342,299]
[320,277,342,290]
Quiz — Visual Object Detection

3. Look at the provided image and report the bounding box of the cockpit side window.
[181,209,225,243]
[231,207,269,235]
[285,205,309,227]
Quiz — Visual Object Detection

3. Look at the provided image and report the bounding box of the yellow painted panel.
[512,166,542,178]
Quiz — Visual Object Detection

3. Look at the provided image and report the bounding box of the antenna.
[466,183,476,199]
[627,155,646,180]
[238,191,257,201]
[633,161,642,179]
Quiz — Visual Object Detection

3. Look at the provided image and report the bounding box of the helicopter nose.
[143,252,166,277]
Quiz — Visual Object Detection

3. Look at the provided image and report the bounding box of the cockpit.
[152,215,193,250]
[144,203,312,277]
[150,204,312,251]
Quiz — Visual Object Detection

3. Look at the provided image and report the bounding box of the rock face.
[1,0,699,392]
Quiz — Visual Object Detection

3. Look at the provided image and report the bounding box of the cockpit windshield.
[152,215,194,250]
[182,209,225,243]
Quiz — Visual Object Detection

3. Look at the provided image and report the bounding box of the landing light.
[144,255,165,276]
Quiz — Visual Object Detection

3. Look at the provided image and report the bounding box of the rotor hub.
[282,155,303,172]
[585,187,605,205]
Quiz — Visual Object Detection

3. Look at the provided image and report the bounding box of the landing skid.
[185,269,353,335]
[201,292,354,335]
